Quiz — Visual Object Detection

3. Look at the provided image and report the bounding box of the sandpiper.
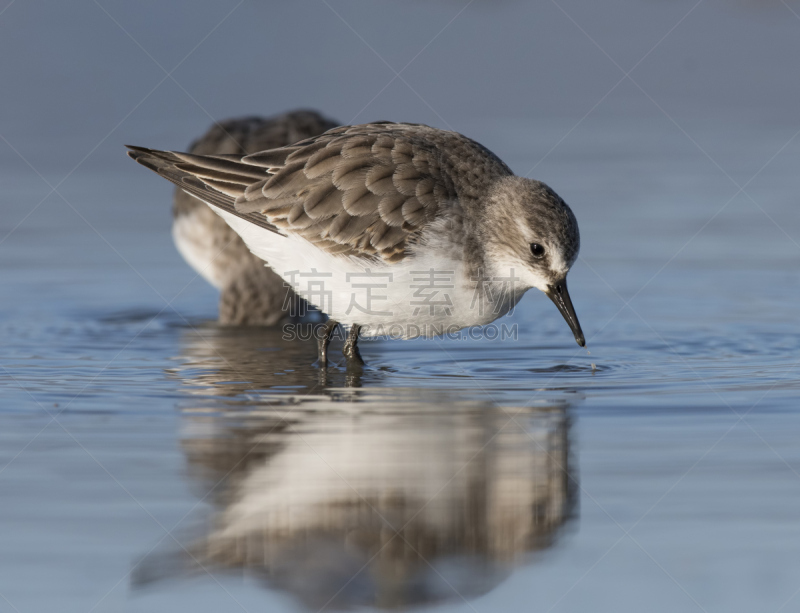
[171,110,338,325]
[128,122,585,364]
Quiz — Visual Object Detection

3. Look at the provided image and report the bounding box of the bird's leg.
[318,319,339,366]
[343,323,365,365]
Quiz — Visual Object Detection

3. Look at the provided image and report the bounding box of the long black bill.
[546,279,585,347]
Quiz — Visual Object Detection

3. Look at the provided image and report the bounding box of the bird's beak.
[545,279,585,347]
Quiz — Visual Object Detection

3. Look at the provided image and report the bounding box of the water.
[3,1,800,611]
[2,112,800,613]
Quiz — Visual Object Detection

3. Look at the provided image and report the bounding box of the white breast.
[173,211,226,289]
[213,208,524,337]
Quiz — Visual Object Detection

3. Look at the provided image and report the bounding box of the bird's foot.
[317,319,339,367]
[343,343,365,367]
[343,324,365,367]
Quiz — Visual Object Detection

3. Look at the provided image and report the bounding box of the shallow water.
[3,0,800,607]
[2,111,800,613]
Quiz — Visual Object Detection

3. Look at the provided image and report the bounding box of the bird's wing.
[128,122,510,262]
[171,112,339,219]
[127,145,284,236]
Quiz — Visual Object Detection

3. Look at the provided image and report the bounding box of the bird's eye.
[530,243,545,258]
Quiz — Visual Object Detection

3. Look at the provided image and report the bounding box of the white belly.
[173,211,225,289]
[214,208,522,338]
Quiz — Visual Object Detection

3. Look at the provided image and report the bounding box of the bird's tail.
[126,145,281,234]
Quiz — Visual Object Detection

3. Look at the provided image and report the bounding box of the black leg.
[343,323,365,365]
[318,319,338,365]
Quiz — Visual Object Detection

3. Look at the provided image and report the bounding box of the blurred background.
[1,1,800,612]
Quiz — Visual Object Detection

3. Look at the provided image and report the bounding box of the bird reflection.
[137,326,577,610]
[164,323,379,396]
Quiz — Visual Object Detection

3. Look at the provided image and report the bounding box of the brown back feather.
[131,123,513,263]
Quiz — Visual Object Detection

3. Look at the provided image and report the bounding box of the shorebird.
[128,122,585,365]
[171,110,338,325]
[134,396,572,608]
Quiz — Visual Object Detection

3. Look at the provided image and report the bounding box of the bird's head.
[480,176,584,347]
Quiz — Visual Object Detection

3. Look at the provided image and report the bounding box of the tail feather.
[126,146,283,236]
[171,150,268,181]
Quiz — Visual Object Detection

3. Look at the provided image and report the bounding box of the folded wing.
[128,122,511,262]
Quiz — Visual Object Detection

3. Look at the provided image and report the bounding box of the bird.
[170,110,339,326]
[128,122,585,365]
[134,395,573,608]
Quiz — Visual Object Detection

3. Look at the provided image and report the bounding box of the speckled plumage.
[171,110,339,325]
[160,123,512,262]
[130,122,586,350]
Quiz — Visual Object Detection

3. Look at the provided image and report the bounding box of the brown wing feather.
[126,146,283,236]
[129,123,513,262]
[237,123,512,261]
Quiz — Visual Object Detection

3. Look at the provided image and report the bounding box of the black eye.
[530,243,545,258]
